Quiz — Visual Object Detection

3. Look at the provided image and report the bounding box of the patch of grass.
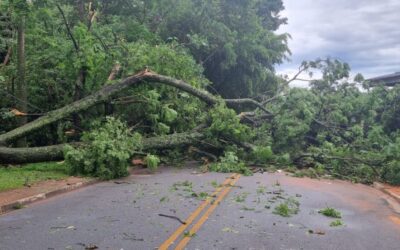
[273,197,300,217]
[319,207,342,218]
[330,220,344,227]
[0,162,70,192]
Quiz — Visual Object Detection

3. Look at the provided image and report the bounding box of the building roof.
[367,72,400,86]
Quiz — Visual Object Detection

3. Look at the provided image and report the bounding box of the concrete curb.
[0,179,99,215]
[374,182,400,203]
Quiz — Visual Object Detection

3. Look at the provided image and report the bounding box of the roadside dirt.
[383,184,400,200]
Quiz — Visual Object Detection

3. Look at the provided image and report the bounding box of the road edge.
[0,179,99,215]
[374,182,400,204]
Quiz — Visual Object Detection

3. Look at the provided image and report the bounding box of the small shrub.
[209,151,252,176]
[145,154,161,171]
[381,161,400,185]
[64,117,141,180]
[319,207,342,218]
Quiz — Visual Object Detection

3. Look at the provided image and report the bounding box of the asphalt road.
[1,166,399,250]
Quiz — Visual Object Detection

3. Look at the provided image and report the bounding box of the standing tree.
[12,0,29,146]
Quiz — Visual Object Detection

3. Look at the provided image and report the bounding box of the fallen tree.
[0,70,269,164]
[0,70,270,146]
[0,131,205,164]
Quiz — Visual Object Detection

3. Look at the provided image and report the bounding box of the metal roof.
[367,72,400,86]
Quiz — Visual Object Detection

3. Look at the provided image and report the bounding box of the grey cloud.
[277,0,400,81]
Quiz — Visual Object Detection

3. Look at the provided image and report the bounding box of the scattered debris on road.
[158,213,187,225]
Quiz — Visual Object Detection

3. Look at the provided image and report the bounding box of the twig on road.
[158,213,187,225]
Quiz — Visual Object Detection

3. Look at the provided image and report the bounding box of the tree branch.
[0,70,272,145]
[57,5,79,52]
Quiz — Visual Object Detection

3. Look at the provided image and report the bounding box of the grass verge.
[0,162,70,192]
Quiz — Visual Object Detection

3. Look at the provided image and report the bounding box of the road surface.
[1,166,399,250]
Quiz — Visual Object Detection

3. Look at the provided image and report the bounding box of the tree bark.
[0,70,270,145]
[2,46,12,66]
[15,16,27,147]
[0,144,72,164]
[0,131,204,164]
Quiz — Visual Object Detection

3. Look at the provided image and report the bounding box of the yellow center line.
[174,174,241,250]
[158,173,238,250]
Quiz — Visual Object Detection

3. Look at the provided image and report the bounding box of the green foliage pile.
[330,220,344,227]
[144,154,161,171]
[319,207,342,218]
[64,117,141,180]
[206,103,253,143]
[252,146,274,164]
[273,197,300,217]
[210,151,252,176]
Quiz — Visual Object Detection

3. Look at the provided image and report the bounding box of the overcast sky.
[277,0,400,87]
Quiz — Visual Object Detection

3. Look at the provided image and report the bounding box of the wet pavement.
[0,167,399,250]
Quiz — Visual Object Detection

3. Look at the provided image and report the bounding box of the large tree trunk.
[0,70,270,146]
[0,144,70,163]
[15,16,27,147]
[0,131,204,164]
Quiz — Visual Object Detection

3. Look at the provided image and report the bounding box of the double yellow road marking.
[159,173,241,250]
